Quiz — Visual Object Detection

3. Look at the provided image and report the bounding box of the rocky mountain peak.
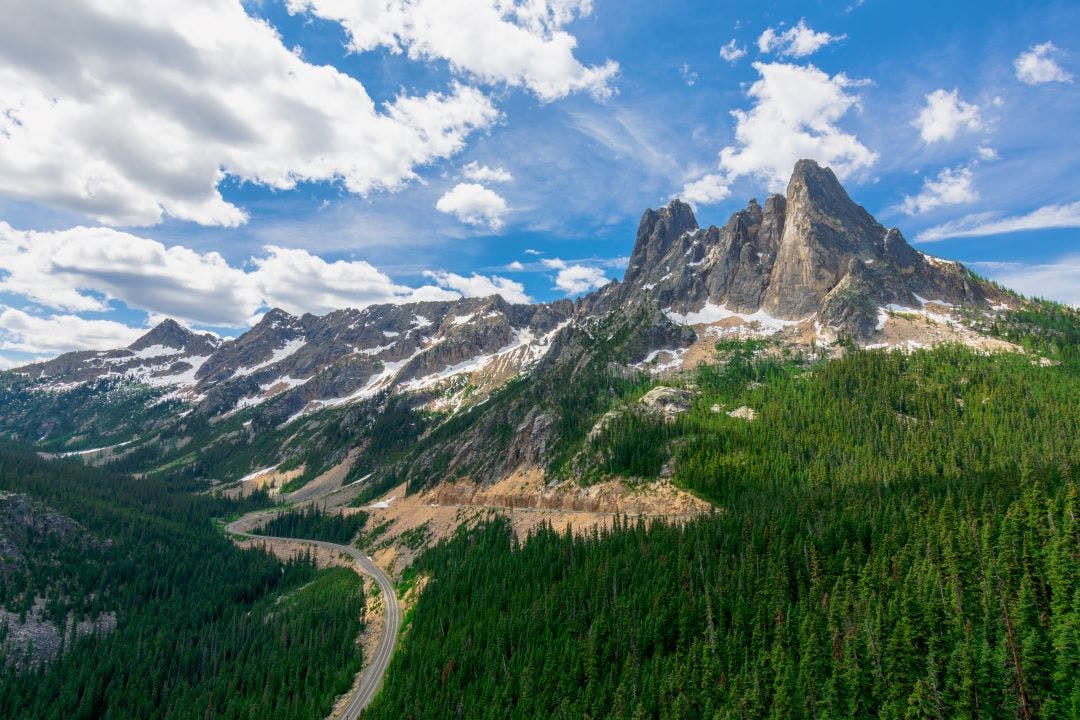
[613,159,999,341]
[259,307,297,326]
[625,199,698,284]
[129,318,215,355]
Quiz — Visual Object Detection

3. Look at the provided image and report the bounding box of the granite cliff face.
[619,159,995,339]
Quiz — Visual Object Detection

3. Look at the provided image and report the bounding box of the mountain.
[616,159,1002,341]
[1,163,1074,720]
[0,160,1023,480]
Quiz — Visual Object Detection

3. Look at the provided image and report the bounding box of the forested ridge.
[366,308,1079,719]
[0,443,364,719]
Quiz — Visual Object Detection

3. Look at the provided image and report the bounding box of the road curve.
[226,514,402,718]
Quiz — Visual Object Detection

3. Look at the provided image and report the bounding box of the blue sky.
[0,0,1077,365]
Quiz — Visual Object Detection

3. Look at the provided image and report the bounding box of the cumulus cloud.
[462,162,513,183]
[0,221,536,330]
[542,258,608,294]
[422,270,531,304]
[1014,42,1073,85]
[0,308,145,356]
[285,0,618,101]
[680,173,731,206]
[0,0,501,227]
[970,256,1080,307]
[899,165,978,215]
[917,201,1080,242]
[249,246,460,316]
[757,20,845,58]
[680,61,875,203]
[435,182,509,230]
[720,39,747,63]
[912,89,982,143]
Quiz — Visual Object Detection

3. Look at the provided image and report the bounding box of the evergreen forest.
[0,443,364,720]
[366,315,1079,719]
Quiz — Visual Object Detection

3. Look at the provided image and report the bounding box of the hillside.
[365,334,1079,720]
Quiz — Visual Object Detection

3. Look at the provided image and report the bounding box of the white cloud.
[970,256,1080,307]
[0,221,539,331]
[698,62,875,195]
[0,307,145,356]
[899,165,978,215]
[1014,42,1073,85]
[0,222,253,323]
[977,146,1000,161]
[285,0,618,101]
[435,182,509,230]
[249,246,459,317]
[553,265,607,294]
[462,161,513,183]
[680,63,698,86]
[541,258,607,294]
[679,173,731,206]
[720,39,747,63]
[0,0,500,227]
[917,201,1080,242]
[422,270,531,304]
[757,20,845,58]
[506,260,526,270]
[912,89,982,143]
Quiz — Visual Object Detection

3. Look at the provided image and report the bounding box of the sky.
[0,0,1077,367]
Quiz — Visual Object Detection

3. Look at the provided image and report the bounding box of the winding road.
[226,514,402,718]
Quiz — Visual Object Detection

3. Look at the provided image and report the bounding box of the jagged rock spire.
[620,159,993,339]
[624,199,698,284]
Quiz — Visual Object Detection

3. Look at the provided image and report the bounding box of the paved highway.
[226,514,401,718]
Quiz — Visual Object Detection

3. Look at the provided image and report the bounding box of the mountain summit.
[129,319,218,355]
[620,159,994,339]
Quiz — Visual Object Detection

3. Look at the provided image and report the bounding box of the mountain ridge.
[2,160,1021,460]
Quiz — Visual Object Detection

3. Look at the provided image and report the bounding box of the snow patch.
[143,354,211,388]
[633,347,689,374]
[664,302,798,334]
[344,472,373,488]
[451,313,475,326]
[130,344,183,359]
[238,465,279,484]
[355,342,396,356]
[883,304,956,327]
[919,252,957,268]
[231,375,311,412]
[232,338,306,378]
[57,439,136,457]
